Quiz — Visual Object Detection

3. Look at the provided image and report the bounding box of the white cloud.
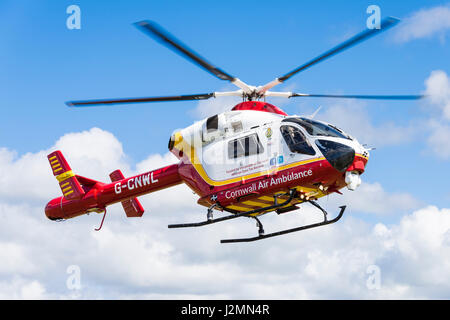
[394,5,450,43]
[0,278,47,300]
[135,152,178,172]
[19,281,47,299]
[315,100,417,147]
[338,182,421,215]
[53,127,130,180]
[0,147,56,202]
[426,120,450,159]
[423,70,450,159]
[0,128,449,300]
[425,70,450,121]
[0,242,35,275]
[373,206,450,295]
[0,127,130,202]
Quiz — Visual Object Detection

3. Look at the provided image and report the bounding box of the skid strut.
[168,189,297,229]
[168,189,346,243]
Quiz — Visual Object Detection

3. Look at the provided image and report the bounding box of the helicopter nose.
[315,140,355,172]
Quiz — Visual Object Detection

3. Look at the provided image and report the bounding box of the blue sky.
[1,0,450,299]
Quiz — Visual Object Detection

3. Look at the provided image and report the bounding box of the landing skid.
[168,189,346,243]
[221,205,346,243]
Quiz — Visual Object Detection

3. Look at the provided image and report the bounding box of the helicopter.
[45,17,423,243]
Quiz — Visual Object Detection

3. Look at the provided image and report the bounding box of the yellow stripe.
[242,200,267,208]
[64,190,74,197]
[52,163,61,169]
[54,167,63,173]
[60,182,70,188]
[49,156,57,161]
[259,196,273,201]
[56,170,75,182]
[173,132,326,187]
[228,201,297,215]
[50,159,59,165]
[62,186,72,193]
[227,205,252,212]
[355,153,369,160]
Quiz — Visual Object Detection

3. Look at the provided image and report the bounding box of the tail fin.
[47,151,85,200]
[109,169,144,217]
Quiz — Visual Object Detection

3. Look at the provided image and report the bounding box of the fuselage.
[44,101,369,220]
[169,101,369,215]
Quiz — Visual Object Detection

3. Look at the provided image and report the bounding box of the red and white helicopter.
[45,17,423,243]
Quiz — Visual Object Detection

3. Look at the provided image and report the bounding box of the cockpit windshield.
[280,125,316,155]
[282,117,350,140]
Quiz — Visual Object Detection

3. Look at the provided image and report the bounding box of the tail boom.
[45,157,182,221]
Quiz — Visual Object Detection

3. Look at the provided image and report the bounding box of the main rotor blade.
[290,93,425,100]
[258,17,400,94]
[66,93,214,107]
[135,20,248,90]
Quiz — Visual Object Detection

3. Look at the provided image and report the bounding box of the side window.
[228,134,264,159]
[280,125,316,155]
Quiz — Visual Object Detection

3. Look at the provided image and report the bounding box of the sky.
[0,0,450,299]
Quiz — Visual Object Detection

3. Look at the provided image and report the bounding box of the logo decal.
[265,128,273,139]
[270,157,276,166]
[270,155,283,166]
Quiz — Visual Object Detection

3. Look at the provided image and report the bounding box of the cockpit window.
[280,125,316,155]
[282,117,350,139]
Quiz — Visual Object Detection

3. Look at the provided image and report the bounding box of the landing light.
[345,171,362,191]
